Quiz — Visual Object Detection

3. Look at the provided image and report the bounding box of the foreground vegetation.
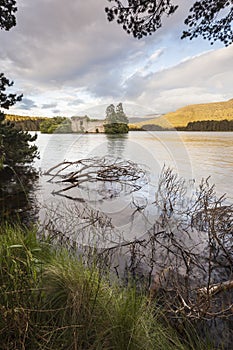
[0,224,214,350]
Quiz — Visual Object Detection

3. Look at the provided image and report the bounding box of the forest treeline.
[140,124,172,131]
[139,119,233,132]
[40,116,72,133]
[5,114,47,131]
[178,119,233,131]
[5,115,72,133]
[5,115,233,132]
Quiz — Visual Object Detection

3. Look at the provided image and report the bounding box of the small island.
[39,102,129,134]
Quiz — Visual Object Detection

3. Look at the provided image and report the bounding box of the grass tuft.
[0,224,214,349]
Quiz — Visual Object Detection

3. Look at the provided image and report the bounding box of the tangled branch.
[42,163,233,343]
[44,156,148,196]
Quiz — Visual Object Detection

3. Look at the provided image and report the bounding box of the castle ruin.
[71,116,105,133]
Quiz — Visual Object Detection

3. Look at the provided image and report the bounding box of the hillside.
[135,98,233,129]
[5,114,48,131]
[128,115,161,124]
[5,114,47,121]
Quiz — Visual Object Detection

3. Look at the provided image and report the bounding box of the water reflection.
[33,131,233,239]
[0,167,39,224]
[106,134,128,158]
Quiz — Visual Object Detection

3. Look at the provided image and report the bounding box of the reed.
[0,224,213,349]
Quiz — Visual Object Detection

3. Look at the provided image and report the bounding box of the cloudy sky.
[0,0,232,118]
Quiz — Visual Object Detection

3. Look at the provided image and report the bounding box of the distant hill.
[128,115,161,124]
[134,98,233,129]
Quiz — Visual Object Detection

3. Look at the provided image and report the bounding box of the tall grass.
[0,224,47,349]
[0,224,213,349]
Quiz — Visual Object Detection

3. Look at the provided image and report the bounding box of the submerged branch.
[44,156,148,195]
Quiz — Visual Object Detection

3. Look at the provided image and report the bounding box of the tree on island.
[0,2,38,182]
[105,0,233,46]
[104,103,129,134]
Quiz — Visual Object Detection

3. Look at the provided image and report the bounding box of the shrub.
[104,122,129,134]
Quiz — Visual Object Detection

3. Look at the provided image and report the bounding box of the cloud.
[0,0,144,91]
[148,49,164,62]
[18,98,37,111]
[1,0,184,101]
[124,45,233,113]
[52,109,61,115]
[41,103,57,109]
[0,0,231,117]
[68,98,84,106]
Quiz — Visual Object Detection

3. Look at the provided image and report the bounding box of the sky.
[0,0,232,118]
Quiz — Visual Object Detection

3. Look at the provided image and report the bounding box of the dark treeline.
[141,124,173,131]
[178,119,233,131]
[5,115,47,131]
[9,119,44,131]
[140,119,233,132]
[6,118,233,133]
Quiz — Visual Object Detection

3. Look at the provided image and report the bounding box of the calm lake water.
[33,131,233,242]
[34,131,233,198]
[32,132,233,348]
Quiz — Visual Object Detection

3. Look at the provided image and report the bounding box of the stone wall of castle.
[71,116,105,133]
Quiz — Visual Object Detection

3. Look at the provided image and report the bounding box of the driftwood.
[198,280,233,297]
[44,156,148,195]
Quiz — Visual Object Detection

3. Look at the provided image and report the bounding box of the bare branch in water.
[44,156,148,196]
[42,163,233,327]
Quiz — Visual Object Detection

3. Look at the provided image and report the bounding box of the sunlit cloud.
[0,0,231,118]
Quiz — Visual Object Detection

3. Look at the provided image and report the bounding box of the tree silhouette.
[0,1,38,173]
[105,0,233,46]
[0,73,22,114]
[0,0,17,30]
[0,0,19,122]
